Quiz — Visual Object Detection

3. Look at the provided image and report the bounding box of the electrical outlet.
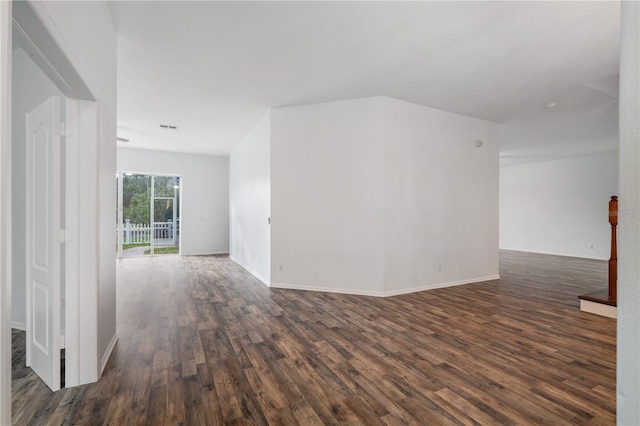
[279,264,284,271]
[589,244,594,250]
[438,265,442,272]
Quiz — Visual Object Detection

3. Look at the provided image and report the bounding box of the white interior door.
[25,96,62,391]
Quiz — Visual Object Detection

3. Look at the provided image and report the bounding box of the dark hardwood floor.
[12,250,616,425]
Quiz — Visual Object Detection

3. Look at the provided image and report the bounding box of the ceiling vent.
[159,124,179,130]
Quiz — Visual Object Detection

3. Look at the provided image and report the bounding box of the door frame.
[1,1,102,419]
[13,1,101,390]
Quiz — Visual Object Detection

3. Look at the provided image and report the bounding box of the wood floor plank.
[11,251,616,424]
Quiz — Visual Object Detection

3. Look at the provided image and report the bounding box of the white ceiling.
[110,1,620,159]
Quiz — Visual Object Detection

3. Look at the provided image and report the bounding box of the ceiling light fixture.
[545,102,559,109]
[116,137,130,142]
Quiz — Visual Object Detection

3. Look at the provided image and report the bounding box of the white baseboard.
[270,282,386,297]
[383,275,501,297]
[100,333,118,376]
[270,275,500,298]
[252,272,270,286]
[580,300,617,319]
[182,251,230,256]
[229,257,270,286]
[11,321,26,331]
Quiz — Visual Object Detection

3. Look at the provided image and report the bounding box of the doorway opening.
[116,173,181,258]
[12,43,69,394]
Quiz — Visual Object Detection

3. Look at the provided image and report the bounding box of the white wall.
[39,0,118,375]
[11,47,65,329]
[118,148,229,255]
[618,1,640,423]
[229,112,271,284]
[382,98,499,295]
[270,97,499,296]
[0,2,12,421]
[500,152,618,259]
[271,98,387,295]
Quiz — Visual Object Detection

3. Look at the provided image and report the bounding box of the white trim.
[51,96,63,391]
[64,99,80,387]
[580,300,617,319]
[383,275,501,297]
[270,282,385,297]
[118,251,229,258]
[270,275,501,298]
[76,100,99,385]
[18,1,97,100]
[11,321,26,332]
[0,0,12,422]
[188,251,229,256]
[229,256,270,286]
[99,333,118,375]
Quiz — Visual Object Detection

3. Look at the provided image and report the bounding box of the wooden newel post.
[577,196,618,312]
[608,196,618,303]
